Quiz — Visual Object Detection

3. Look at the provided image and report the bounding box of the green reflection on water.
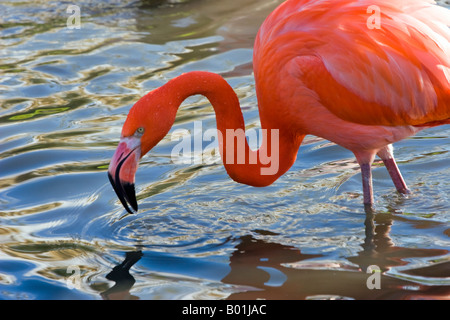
[3,97,91,123]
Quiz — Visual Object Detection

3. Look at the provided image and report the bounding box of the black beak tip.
[108,172,138,214]
[123,182,138,212]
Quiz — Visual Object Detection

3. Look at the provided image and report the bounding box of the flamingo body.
[255,0,450,127]
[109,0,450,213]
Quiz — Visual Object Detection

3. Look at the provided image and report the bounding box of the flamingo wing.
[254,0,450,126]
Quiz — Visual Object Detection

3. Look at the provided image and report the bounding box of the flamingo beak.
[108,136,141,214]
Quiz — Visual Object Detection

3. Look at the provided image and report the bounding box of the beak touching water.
[108,136,141,214]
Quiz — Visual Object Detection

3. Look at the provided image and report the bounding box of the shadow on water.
[101,251,143,300]
[102,211,449,300]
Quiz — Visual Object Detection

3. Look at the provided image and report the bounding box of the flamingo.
[108,0,450,214]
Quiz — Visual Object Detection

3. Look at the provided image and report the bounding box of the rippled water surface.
[0,0,449,300]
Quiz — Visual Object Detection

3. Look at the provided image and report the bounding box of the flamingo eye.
[136,127,145,135]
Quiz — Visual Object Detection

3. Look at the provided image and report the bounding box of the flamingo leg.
[354,151,376,208]
[377,145,410,194]
[360,163,374,206]
[381,158,410,194]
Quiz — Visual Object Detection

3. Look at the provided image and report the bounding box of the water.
[0,0,449,300]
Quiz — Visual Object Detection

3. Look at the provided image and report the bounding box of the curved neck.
[162,71,302,187]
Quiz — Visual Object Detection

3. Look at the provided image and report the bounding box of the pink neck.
[162,71,302,187]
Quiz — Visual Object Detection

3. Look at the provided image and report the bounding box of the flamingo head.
[108,90,177,213]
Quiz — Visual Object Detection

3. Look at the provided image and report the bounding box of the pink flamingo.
[108,0,450,213]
